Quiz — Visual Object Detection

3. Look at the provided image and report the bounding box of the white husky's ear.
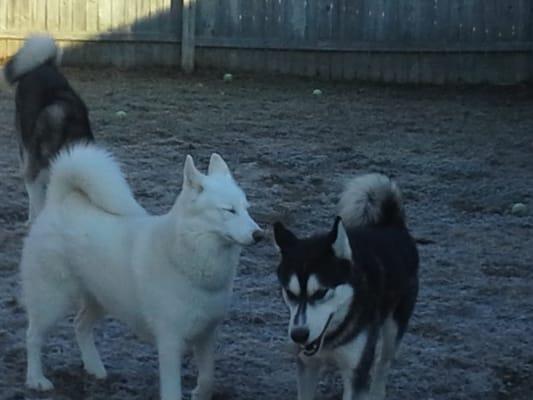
[208,153,230,176]
[331,217,352,261]
[183,155,204,192]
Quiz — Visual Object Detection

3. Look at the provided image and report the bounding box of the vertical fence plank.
[86,0,98,32]
[0,0,7,33]
[73,0,87,32]
[46,0,60,32]
[483,0,497,43]
[373,0,384,42]
[98,0,112,32]
[182,0,196,72]
[433,0,450,45]
[139,0,151,24]
[305,0,318,44]
[382,0,398,42]
[124,0,137,31]
[36,0,47,31]
[60,0,73,32]
[111,0,125,31]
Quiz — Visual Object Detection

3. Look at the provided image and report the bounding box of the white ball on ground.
[115,110,127,118]
[511,203,528,216]
[223,73,233,82]
[313,89,323,96]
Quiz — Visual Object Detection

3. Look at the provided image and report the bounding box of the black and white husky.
[3,34,93,223]
[274,174,419,400]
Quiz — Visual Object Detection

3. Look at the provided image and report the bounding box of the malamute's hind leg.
[370,317,399,400]
[75,300,107,379]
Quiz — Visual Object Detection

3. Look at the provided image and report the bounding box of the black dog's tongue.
[302,340,320,356]
[301,314,334,357]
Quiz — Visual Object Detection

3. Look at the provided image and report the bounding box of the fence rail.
[0,0,531,83]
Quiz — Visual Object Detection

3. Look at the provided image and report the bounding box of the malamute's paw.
[26,375,54,391]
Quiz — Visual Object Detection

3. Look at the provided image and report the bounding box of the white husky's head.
[176,153,263,246]
[273,218,356,356]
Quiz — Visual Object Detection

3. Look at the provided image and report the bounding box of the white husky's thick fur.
[20,144,263,400]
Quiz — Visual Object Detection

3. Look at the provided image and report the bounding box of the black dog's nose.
[290,327,310,344]
[252,230,264,243]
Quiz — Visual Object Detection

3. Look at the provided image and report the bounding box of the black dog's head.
[273,217,356,356]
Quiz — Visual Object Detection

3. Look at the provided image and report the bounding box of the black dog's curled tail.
[337,173,406,229]
[3,34,61,85]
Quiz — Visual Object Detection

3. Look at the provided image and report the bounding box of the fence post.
[181,0,196,73]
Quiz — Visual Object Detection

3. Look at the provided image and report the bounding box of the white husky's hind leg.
[75,300,106,379]
[25,293,70,391]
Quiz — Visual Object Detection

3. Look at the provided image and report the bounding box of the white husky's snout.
[226,211,263,246]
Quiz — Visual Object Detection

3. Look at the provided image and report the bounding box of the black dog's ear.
[273,222,298,251]
[328,216,342,241]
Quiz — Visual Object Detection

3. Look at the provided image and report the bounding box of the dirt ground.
[0,68,532,400]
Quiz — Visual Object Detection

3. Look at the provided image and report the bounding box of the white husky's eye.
[222,208,236,214]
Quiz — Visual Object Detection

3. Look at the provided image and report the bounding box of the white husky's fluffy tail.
[47,144,146,216]
[2,34,62,85]
[337,173,405,228]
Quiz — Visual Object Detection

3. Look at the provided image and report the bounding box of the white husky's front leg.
[157,335,183,400]
[191,329,217,400]
[297,358,320,400]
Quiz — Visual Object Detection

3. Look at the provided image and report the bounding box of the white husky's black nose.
[290,327,310,344]
[252,230,264,243]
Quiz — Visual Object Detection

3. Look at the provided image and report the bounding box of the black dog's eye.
[310,289,329,302]
[285,290,298,302]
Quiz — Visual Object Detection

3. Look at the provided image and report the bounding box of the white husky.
[20,144,263,400]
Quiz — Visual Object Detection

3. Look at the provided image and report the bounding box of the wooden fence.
[0,0,531,83]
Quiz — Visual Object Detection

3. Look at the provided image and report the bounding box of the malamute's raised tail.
[4,34,94,223]
[274,173,419,400]
[3,34,62,84]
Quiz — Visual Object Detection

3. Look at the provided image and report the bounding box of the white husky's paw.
[85,363,107,380]
[26,375,54,391]
[191,386,213,400]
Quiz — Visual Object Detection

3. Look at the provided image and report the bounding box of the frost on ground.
[0,68,532,400]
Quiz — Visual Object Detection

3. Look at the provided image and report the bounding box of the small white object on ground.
[511,203,528,216]
[115,110,127,118]
[313,89,323,96]
[223,73,233,82]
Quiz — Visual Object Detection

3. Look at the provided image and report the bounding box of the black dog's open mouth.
[301,314,333,357]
